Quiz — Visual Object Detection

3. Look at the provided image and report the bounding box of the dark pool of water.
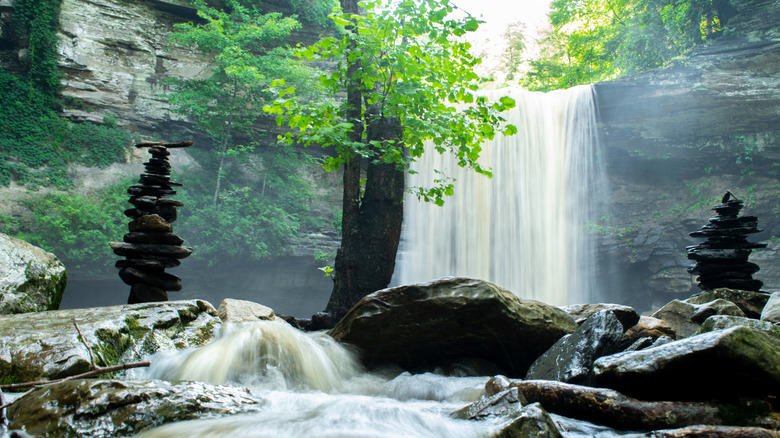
[60,256,332,318]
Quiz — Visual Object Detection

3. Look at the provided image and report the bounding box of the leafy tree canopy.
[264,0,517,206]
[522,0,732,91]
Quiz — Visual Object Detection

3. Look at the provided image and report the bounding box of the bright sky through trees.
[451,0,553,83]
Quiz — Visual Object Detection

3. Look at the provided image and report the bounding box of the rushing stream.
[134,319,642,438]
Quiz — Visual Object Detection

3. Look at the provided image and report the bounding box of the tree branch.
[0,361,151,392]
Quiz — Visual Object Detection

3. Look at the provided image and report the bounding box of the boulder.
[0,300,220,384]
[217,298,276,323]
[652,299,744,339]
[560,303,640,331]
[760,292,780,323]
[686,288,770,319]
[624,316,677,342]
[452,386,562,438]
[0,233,67,315]
[525,310,625,385]
[592,326,780,401]
[328,277,577,376]
[699,315,780,334]
[7,379,263,437]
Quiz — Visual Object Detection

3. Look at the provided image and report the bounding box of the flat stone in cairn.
[109,141,194,303]
[686,192,767,292]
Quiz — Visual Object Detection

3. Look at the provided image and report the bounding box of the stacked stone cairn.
[687,191,767,292]
[110,141,194,303]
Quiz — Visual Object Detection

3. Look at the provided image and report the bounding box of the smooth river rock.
[559,303,640,331]
[525,310,626,385]
[217,298,276,323]
[686,288,771,320]
[652,299,745,339]
[0,300,220,384]
[760,291,780,323]
[0,233,67,315]
[592,326,780,401]
[7,379,264,437]
[328,277,577,377]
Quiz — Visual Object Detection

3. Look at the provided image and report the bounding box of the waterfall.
[395,85,607,306]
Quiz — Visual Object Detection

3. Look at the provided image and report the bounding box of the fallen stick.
[0,361,151,392]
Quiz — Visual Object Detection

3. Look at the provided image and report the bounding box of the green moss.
[718,399,771,426]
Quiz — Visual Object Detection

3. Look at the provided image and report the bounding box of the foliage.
[173,143,328,264]
[10,181,131,275]
[522,0,729,91]
[12,0,63,104]
[1,0,133,188]
[0,73,134,188]
[265,0,517,206]
[167,0,321,204]
[277,0,340,28]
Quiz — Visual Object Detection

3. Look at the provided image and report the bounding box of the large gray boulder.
[7,378,263,437]
[593,326,780,401]
[0,300,220,384]
[686,288,770,319]
[652,299,745,339]
[328,277,577,376]
[0,233,67,315]
[525,310,626,384]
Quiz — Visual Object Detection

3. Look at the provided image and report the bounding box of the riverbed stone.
[685,288,770,319]
[624,316,677,342]
[489,402,563,438]
[328,277,577,377]
[0,233,67,315]
[525,310,625,385]
[652,299,745,339]
[6,379,264,437]
[0,300,220,384]
[698,315,780,335]
[760,292,780,323]
[217,298,276,323]
[559,303,640,331]
[592,326,780,401]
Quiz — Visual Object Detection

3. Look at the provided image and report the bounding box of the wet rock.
[651,300,701,339]
[698,315,780,334]
[592,326,780,401]
[328,277,577,377]
[451,387,527,421]
[652,299,744,339]
[0,300,219,384]
[624,316,677,342]
[490,403,562,438]
[485,375,512,397]
[760,292,780,323]
[128,214,173,233]
[6,379,264,437]
[0,233,67,315]
[560,303,640,331]
[690,299,745,323]
[452,385,562,438]
[525,310,625,385]
[217,298,276,323]
[686,288,770,319]
[649,425,779,438]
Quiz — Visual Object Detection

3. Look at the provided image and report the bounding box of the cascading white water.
[395,85,607,306]
[136,319,642,437]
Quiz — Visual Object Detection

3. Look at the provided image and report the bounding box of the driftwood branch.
[73,321,96,369]
[513,380,771,430]
[0,361,151,392]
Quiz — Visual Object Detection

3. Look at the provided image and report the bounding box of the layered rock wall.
[594,0,780,309]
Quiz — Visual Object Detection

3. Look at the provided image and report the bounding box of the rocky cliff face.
[594,0,780,309]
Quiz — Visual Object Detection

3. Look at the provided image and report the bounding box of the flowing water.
[135,319,641,437]
[395,85,608,306]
